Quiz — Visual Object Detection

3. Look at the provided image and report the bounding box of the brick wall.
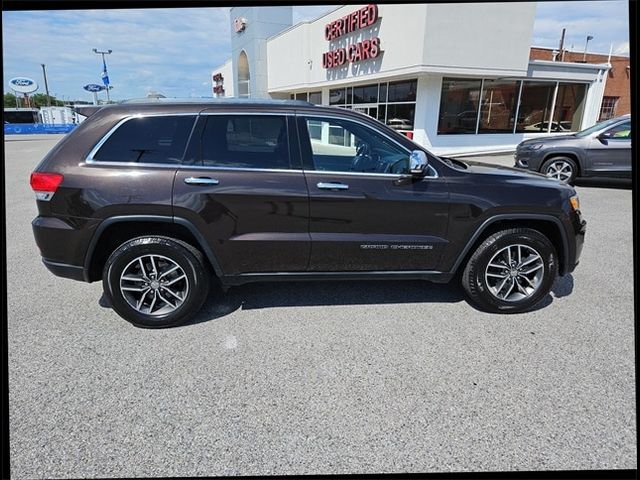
[530,47,630,118]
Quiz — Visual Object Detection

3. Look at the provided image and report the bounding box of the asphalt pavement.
[5,135,636,478]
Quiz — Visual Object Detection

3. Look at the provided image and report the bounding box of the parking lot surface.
[6,135,636,477]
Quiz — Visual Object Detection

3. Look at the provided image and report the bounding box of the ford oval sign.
[83,84,106,92]
[9,77,38,93]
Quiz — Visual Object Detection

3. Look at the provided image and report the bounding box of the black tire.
[461,228,558,313]
[102,236,210,328]
[540,156,578,184]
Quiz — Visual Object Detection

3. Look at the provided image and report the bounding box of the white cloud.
[532,0,629,55]
[613,41,630,56]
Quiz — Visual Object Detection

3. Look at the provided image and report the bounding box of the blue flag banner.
[101,58,110,87]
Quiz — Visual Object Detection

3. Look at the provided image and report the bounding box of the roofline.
[267,4,346,42]
[530,45,629,59]
[529,59,611,70]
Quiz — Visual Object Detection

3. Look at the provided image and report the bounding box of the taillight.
[30,172,64,201]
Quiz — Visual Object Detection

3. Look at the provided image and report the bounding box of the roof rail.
[120,97,313,106]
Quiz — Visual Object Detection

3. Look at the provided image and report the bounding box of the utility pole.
[583,35,593,62]
[41,63,51,106]
[558,28,566,61]
[93,48,112,102]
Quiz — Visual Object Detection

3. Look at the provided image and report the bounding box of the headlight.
[569,195,580,211]
[529,143,544,150]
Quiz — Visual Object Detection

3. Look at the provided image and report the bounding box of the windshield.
[575,117,626,138]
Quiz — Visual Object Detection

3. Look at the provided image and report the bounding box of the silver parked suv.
[514,114,631,183]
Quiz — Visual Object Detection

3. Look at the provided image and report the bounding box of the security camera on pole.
[93,48,112,102]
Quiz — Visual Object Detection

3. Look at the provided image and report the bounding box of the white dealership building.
[212,3,611,155]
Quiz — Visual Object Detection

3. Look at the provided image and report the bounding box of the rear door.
[297,114,450,272]
[586,120,631,178]
[173,111,310,275]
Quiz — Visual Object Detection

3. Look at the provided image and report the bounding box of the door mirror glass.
[409,150,428,175]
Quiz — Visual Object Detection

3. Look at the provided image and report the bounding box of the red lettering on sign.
[324,4,379,41]
[370,37,380,58]
[324,38,381,69]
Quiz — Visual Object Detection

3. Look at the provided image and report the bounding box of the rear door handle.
[317,182,349,190]
[184,177,220,186]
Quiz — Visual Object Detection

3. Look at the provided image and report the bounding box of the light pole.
[41,64,51,106]
[583,35,594,62]
[93,48,112,102]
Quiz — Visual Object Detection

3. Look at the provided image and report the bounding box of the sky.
[2,1,631,102]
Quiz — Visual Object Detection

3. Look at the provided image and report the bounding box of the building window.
[438,78,482,134]
[308,91,322,104]
[599,96,619,120]
[478,79,519,133]
[295,92,307,101]
[329,88,347,105]
[387,80,417,102]
[352,84,378,103]
[330,80,417,134]
[439,78,588,135]
[552,83,587,131]
[515,81,556,133]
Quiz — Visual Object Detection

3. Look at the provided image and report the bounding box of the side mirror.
[409,150,428,175]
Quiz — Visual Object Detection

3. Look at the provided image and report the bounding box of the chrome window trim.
[300,113,439,179]
[83,110,438,179]
[199,111,296,116]
[85,113,198,164]
[179,165,303,174]
[302,170,406,179]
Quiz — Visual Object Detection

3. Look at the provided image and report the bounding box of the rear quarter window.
[92,115,196,164]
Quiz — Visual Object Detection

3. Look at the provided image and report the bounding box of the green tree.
[30,93,64,107]
[4,92,18,107]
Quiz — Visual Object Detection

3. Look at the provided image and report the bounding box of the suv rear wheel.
[102,236,210,328]
[461,228,557,313]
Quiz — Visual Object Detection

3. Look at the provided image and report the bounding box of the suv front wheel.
[541,156,578,184]
[102,236,210,328]
[461,228,558,313]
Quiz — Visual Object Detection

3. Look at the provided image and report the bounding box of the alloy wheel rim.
[545,160,573,182]
[484,244,544,302]
[119,254,189,316]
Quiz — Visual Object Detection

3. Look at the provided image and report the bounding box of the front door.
[173,112,310,275]
[586,120,632,178]
[298,114,450,272]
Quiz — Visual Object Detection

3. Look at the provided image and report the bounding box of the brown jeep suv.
[31,99,586,327]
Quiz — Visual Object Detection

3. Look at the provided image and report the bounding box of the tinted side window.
[602,121,631,139]
[302,117,411,174]
[93,115,195,164]
[201,115,291,169]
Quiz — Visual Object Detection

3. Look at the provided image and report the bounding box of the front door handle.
[317,182,349,190]
[184,177,220,186]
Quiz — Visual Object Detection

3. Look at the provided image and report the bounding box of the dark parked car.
[31,99,586,328]
[514,114,631,183]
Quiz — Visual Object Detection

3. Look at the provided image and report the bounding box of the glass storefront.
[439,77,589,135]
[478,79,519,133]
[515,81,555,133]
[551,83,587,132]
[438,78,482,134]
[328,79,417,132]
